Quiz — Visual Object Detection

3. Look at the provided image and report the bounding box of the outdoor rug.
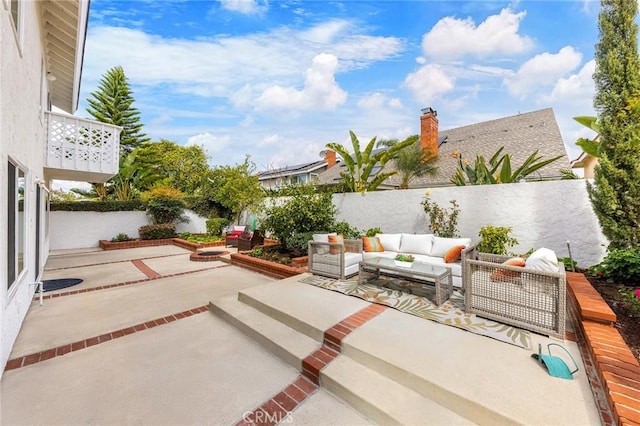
[299,275,532,350]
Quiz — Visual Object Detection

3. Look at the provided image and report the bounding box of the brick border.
[566,272,640,425]
[235,303,388,425]
[4,306,209,371]
[230,252,307,279]
[131,259,161,279]
[34,263,231,301]
[99,237,226,251]
[46,253,188,271]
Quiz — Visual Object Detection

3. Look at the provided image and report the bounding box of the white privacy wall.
[50,210,207,250]
[332,180,607,267]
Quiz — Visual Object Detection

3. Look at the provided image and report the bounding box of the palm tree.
[377,135,439,189]
[326,131,414,193]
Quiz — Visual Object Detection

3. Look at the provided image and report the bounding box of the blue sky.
[77,0,602,172]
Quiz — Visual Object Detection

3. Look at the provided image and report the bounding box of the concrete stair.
[209,275,600,425]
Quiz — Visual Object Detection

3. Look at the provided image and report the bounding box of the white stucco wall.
[332,180,607,267]
[1,2,50,374]
[49,209,208,250]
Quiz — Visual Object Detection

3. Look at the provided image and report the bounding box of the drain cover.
[41,278,83,292]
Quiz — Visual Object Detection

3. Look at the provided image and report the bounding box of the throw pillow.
[525,248,559,272]
[490,257,526,281]
[328,234,344,254]
[362,236,384,252]
[430,237,472,258]
[444,245,465,263]
[375,233,402,252]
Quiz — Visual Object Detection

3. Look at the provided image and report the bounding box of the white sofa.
[362,233,473,287]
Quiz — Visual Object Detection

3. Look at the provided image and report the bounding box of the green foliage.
[377,135,438,189]
[326,130,415,193]
[86,66,149,156]
[111,150,161,201]
[51,200,146,211]
[110,233,133,242]
[394,253,415,262]
[285,232,316,256]
[560,169,579,179]
[248,247,264,258]
[206,217,230,236]
[208,156,264,224]
[138,223,176,240]
[141,187,188,225]
[617,285,640,317]
[136,140,210,194]
[559,257,578,272]
[365,227,383,237]
[332,221,361,239]
[589,0,640,249]
[450,147,563,185]
[421,195,460,238]
[262,186,336,254]
[588,247,640,284]
[476,225,518,255]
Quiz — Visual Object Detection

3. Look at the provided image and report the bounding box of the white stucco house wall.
[1,0,121,376]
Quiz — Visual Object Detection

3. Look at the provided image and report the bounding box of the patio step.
[208,296,319,371]
[236,278,370,342]
[322,355,474,425]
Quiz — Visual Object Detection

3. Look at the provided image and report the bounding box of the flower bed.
[230,251,307,279]
[99,238,225,251]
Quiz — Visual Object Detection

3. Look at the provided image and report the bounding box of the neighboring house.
[1,0,121,375]
[316,108,572,188]
[258,150,336,190]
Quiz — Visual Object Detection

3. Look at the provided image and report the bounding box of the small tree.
[421,193,460,238]
[588,0,640,248]
[261,185,336,255]
[476,225,518,255]
[141,187,188,225]
[86,66,150,156]
[377,135,438,189]
[326,130,415,193]
[208,156,264,224]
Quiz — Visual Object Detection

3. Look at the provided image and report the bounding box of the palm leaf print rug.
[299,274,531,350]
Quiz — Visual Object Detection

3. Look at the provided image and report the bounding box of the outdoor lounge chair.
[225,225,247,247]
[237,229,264,251]
[463,248,566,339]
[308,236,363,280]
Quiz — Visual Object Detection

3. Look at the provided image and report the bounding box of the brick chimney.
[324,149,336,169]
[420,107,438,161]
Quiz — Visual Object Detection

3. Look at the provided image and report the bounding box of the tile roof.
[317,108,572,188]
[258,160,327,180]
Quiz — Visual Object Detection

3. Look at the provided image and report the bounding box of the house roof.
[258,160,327,180]
[40,0,89,113]
[316,108,572,188]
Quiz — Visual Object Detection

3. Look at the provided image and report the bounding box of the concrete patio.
[1,246,601,425]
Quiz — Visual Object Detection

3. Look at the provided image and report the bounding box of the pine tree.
[589,0,640,248]
[86,66,149,155]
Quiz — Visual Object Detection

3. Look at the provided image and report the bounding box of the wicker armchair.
[308,239,363,280]
[463,249,566,339]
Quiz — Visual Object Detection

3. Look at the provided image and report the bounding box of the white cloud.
[422,8,533,61]
[186,132,230,155]
[255,53,347,111]
[218,0,268,14]
[358,93,404,110]
[546,59,596,104]
[504,46,582,98]
[404,64,455,103]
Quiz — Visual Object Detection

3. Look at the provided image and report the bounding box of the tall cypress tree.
[86,66,149,155]
[589,0,640,248]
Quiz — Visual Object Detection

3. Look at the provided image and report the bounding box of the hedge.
[51,200,147,212]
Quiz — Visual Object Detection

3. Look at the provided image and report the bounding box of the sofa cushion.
[362,251,396,261]
[430,237,472,257]
[525,248,558,272]
[375,234,402,253]
[328,234,344,254]
[415,256,463,277]
[444,245,465,263]
[362,236,384,252]
[399,233,433,256]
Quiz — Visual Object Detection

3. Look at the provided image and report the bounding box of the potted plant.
[394,253,415,268]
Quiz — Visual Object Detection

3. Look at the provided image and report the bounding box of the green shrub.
[421,194,459,237]
[141,187,188,225]
[284,231,316,256]
[51,200,146,212]
[333,221,361,239]
[206,217,230,236]
[559,257,577,272]
[476,225,518,255]
[589,247,640,284]
[618,286,640,317]
[262,186,336,253]
[365,227,383,237]
[110,233,133,242]
[139,223,176,240]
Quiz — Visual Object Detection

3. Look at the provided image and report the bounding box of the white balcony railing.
[45,111,122,183]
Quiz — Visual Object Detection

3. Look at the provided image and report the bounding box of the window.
[7,160,26,289]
